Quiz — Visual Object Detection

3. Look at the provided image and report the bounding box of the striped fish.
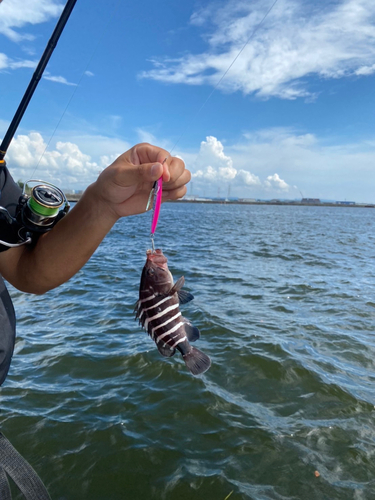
[135,249,211,375]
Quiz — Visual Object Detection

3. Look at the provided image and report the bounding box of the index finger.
[131,143,170,167]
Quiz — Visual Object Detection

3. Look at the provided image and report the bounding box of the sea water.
[1,203,375,499]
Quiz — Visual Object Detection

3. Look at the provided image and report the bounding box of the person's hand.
[91,143,190,219]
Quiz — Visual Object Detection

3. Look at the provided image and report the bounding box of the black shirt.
[0,164,21,385]
[0,277,16,386]
[0,164,22,252]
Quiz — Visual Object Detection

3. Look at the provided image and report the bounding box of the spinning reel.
[0,180,70,248]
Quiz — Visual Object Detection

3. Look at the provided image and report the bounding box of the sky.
[1,0,375,202]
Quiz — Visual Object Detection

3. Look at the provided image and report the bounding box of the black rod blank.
[0,0,78,161]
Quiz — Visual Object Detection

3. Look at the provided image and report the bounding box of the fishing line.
[168,0,280,157]
[30,0,122,180]
[149,0,280,248]
[33,0,279,181]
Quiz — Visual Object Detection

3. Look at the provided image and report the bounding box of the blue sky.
[1,0,375,202]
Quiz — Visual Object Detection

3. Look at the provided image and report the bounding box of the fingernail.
[151,164,160,177]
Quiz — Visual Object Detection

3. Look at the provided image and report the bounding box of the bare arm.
[0,143,189,294]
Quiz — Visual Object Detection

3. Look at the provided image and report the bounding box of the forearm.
[0,143,189,294]
[2,183,119,294]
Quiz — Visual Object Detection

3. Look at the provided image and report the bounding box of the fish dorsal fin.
[169,276,194,304]
[169,276,185,294]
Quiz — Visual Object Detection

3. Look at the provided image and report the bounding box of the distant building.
[301,198,321,204]
[182,196,212,201]
[335,201,355,205]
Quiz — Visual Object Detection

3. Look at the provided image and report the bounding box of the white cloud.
[0,53,9,70]
[0,0,63,42]
[0,1,65,77]
[4,128,375,203]
[355,64,375,76]
[4,132,127,189]
[225,127,375,201]
[196,135,237,179]
[264,173,289,191]
[191,135,289,196]
[140,0,375,99]
[0,52,37,71]
[43,74,77,86]
[185,129,375,202]
[136,127,171,151]
[136,128,159,145]
[236,169,262,187]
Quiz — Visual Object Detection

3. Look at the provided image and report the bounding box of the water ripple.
[1,204,375,499]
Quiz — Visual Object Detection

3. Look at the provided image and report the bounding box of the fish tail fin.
[183,347,211,376]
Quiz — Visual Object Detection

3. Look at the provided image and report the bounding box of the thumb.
[136,160,170,183]
[130,161,167,184]
[149,162,164,181]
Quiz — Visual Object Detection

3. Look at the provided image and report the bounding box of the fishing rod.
[0,0,78,246]
[0,0,78,163]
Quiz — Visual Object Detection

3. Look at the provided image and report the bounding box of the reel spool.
[19,180,70,231]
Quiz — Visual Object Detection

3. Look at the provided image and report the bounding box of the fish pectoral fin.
[183,319,200,342]
[157,343,176,358]
[169,277,194,304]
[178,290,194,304]
[169,276,185,295]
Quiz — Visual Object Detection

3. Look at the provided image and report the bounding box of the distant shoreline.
[173,199,375,208]
[65,194,375,208]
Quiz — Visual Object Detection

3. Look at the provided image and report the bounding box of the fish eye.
[147,268,155,276]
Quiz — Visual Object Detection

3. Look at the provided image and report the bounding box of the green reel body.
[20,180,70,231]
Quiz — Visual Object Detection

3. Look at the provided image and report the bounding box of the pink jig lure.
[151,176,163,236]
[148,157,168,251]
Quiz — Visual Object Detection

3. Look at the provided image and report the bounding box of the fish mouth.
[146,249,168,269]
[147,248,163,256]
